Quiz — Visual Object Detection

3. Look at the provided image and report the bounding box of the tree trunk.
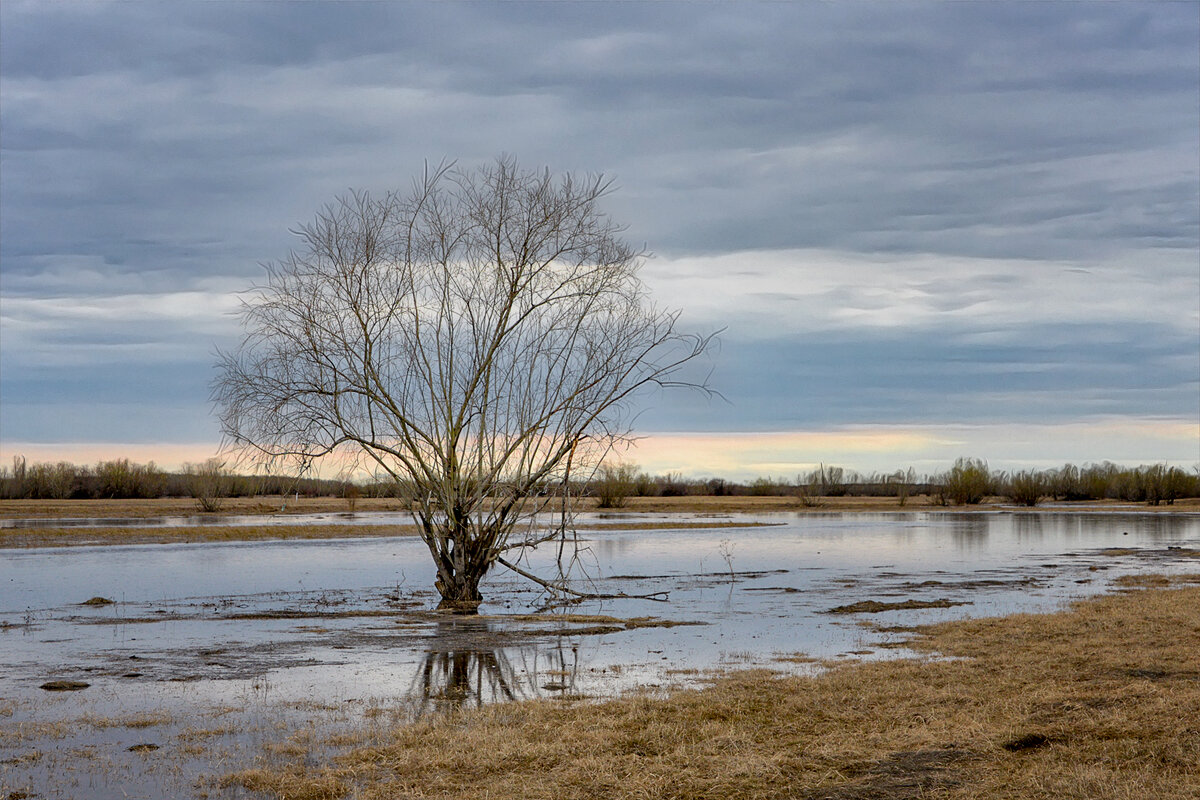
[435,567,484,613]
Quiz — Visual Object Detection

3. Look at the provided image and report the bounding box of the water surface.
[2,511,1197,799]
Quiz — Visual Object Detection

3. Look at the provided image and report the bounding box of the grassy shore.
[0,518,779,548]
[2,495,1194,548]
[222,578,1200,800]
[4,493,1196,519]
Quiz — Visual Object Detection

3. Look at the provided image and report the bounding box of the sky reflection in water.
[2,511,1198,799]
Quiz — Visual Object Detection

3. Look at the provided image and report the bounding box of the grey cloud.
[5,2,1195,273]
[635,320,1196,432]
[1,2,1196,446]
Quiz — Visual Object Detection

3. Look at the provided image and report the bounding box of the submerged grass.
[222,579,1200,799]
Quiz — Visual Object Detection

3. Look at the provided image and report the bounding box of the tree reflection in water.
[406,617,583,718]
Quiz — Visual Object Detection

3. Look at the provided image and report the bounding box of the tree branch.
[496,556,668,603]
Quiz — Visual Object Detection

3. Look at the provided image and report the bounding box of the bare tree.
[215,157,714,611]
[593,462,638,509]
[183,458,231,512]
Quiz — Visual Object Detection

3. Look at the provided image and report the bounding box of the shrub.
[25,461,78,499]
[594,463,637,509]
[819,465,848,497]
[794,470,823,507]
[1142,464,1194,506]
[656,472,691,497]
[748,477,785,496]
[1004,470,1045,507]
[1159,466,1196,505]
[94,459,165,499]
[633,472,659,497]
[705,478,730,496]
[183,459,231,512]
[891,467,917,506]
[943,457,991,505]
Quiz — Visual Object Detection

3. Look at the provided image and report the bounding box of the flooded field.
[2,510,1198,799]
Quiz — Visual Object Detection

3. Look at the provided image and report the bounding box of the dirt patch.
[1122,667,1200,682]
[801,746,976,799]
[1001,732,1052,752]
[826,598,970,614]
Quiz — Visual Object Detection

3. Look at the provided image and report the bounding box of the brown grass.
[0,520,774,548]
[80,711,174,729]
[0,495,412,519]
[606,495,1200,514]
[5,494,1192,550]
[825,598,967,614]
[5,494,1196,521]
[0,523,420,548]
[221,579,1200,799]
[1113,572,1200,589]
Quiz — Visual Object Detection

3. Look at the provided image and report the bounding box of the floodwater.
[2,510,1198,799]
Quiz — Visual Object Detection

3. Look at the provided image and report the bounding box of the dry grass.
[825,598,966,614]
[1112,572,1200,589]
[177,726,237,741]
[4,495,1194,549]
[0,495,412,519]
[222,579,1200,799]
[5,494,1196,521]
[606,495,1200,514]
[0,523,420,548]
[0,521,772,549]
[222,768,348,800]
[80,711,174,729]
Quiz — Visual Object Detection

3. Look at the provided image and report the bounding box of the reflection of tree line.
[405,618,583,718]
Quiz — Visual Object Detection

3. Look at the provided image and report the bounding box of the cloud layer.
[1,2,1196,469]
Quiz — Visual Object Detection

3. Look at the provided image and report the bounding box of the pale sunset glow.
[3,417,1192,482]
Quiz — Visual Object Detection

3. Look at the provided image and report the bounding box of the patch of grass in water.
[825,598,969,614]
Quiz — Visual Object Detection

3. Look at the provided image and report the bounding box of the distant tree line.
[0,456,352,502]
[588,458,1199,508]
[1,455,1195,509]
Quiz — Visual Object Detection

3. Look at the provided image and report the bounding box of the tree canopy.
[214,157,714,609]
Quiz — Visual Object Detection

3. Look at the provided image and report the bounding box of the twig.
[496,556,669,602]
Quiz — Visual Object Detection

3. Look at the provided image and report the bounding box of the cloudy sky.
[1,2,1197,479]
